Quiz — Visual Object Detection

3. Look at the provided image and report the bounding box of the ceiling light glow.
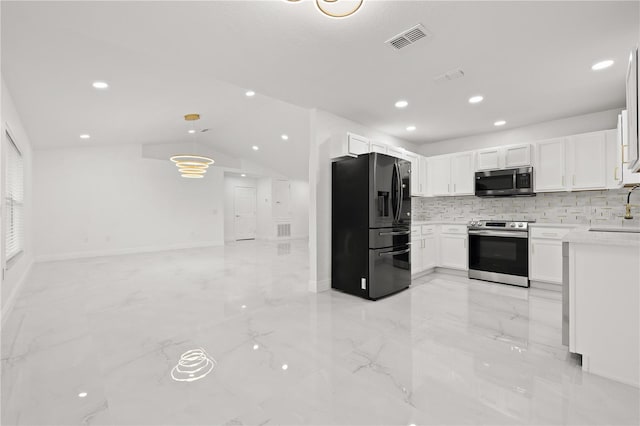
[78,392,88,398]
[494,120,506,126]
[395,100,408,109]
[181,174,204,179]
[188,129,196,134]
[281,134,289,140]
[406,126,416,131]
[79,134,91,139]
[468,95,484,104]
[252,145,259,151]
[245,90,256,97]
[241,174,246,177]
[92,81,109,89]
[281,364,288,370]
[591,60,614,71]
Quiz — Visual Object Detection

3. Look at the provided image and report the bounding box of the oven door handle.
[378,230,410,236]
[468,230,528,238]
[378,248,411,257]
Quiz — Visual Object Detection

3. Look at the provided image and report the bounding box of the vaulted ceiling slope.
[1,1,637,172]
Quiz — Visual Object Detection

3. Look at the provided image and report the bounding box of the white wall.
[33,144,225,261]
[308,109,416,292]
[224,176,257,242]
[418,108,622,156]
[256,177,272,240]
[290,180,309,240]
[1,78,35,317]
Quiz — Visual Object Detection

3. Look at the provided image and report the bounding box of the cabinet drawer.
[411,226,421,237]
[440,224,467,235]
[421,225,436,235]
[530,227,572,240]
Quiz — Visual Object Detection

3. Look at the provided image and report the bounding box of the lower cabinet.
[412,225,467,275]
[529,226,574,284]
[439,233,468,270]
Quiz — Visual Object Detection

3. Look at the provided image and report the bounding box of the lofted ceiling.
[1,1,638,179]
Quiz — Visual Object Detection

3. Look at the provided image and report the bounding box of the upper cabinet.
[476,144,531,171]
[330,132,370,159]
[534,137,567,192]
[620,111,640,185]
[429,152,475,196]
[567,131,607,191]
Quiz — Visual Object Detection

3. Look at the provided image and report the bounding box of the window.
[5,131,24,262]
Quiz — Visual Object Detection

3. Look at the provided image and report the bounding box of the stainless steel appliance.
[475,167,534,197]
[332,153,411,300]
[468,220,532,287]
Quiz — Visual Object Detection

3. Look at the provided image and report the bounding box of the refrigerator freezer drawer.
[369,227,410,249]
[368,245,411,300]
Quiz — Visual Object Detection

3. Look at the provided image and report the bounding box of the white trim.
[35,241,224,263]
[308,278,331,293]
[1,258,33,326]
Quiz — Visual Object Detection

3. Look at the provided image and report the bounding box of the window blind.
[5,131,24,262]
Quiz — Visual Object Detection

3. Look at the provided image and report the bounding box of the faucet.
[624,185,640,220]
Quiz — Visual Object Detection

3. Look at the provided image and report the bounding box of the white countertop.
[564,228,640,247]
[411,221,468,226]
[529,223,587,229]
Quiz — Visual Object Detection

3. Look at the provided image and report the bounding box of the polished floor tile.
[2,239,638,425]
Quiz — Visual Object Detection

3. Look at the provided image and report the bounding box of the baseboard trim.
[1,258,34,326]
[411,267,436,280]
[35,241,225,263]
[434,267,468,277]
[530,280,562,292]
[309,278,331,293]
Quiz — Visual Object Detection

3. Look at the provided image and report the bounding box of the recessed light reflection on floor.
[171,348,216,382]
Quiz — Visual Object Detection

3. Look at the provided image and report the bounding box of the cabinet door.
[568,131,607,190]
[535,138,567,192]
[387,146,405,159]
[422,234,438,270]
[439,234,467,270]
[404,153,420,197]
[476,148,501,171]
[419,156,429,196]
[504,144,532,168]
[607,126,623,189]
[348,133,370,156]
[621,111,640,185]
[430,155,451,196]
[451,152,475,195]
[369,141,388,154]
[411,236,424,274]
[529,239,563,283]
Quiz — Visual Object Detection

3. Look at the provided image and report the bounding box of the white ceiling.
[1,1,638,177]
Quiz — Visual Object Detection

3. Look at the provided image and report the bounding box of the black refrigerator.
[332,153,411,300]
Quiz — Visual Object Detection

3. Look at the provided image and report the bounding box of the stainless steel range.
[467,220,533,287]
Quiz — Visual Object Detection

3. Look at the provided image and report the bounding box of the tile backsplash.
[412,188,640,227]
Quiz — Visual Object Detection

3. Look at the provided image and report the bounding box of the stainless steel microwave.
[475,167,534,197]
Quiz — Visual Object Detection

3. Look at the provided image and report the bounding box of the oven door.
[468,231,529,287]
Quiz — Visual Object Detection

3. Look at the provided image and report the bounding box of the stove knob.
[510,223,516,227]
[518,223,524,228]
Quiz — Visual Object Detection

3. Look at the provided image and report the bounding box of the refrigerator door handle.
[378,248,411,257]
[395,162,402,222]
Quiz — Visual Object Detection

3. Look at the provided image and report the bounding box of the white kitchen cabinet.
[620,111,640,185]
[330,132,370,159]
[476,144,531,171]
[422,231,438,270]
[567,131,607,191]
[476,148,501,171]
[451,152,475,195]
[535,137,567,192]
[504,144,532,168]
[418,156,429,197]
[387,146,406,159]
[404,152,421,197]
[430,155,452,196]
[369,140,388,154]
[528,226,573,284]
[608,123,623,189]
[439,225,468,270]
[411,226,423,274]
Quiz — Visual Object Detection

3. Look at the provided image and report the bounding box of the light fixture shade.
[171,114,216,179]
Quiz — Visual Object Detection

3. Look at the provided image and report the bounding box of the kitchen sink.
[589,227,640,233]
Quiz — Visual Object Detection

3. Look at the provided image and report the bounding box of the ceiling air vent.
[385,24,431,50]
[433,68,466,83]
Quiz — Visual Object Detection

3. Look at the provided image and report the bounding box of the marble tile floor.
[1,239,638,425]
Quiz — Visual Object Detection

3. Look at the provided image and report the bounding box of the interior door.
[234,187,257,240]
[272,180,291,218]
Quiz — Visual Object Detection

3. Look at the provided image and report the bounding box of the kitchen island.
[564,228,640,388]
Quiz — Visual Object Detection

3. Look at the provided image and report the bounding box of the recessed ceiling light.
[78,392,88,398]
[281,134,289,140]
[494,120,506,126]
[92,81,109,89]
[252,145,259,151]
[406,125,416,132]
[245,90,256,97]
[188,129,196,134]
[253,344,259,350]
[241,174,246,177]
[79,134,91,139]
[281,364,288,370]
[591,60,614,71]
[468,95,484,104]
[395,100,408,109]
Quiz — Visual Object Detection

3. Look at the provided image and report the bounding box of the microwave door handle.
[513,172,517,189]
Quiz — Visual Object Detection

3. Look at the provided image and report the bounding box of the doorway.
[234,187,257,240]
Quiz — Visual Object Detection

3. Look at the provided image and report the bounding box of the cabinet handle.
[572,175,576,186]
[623,144,627,163]
[454,183,456,192]
[448,183,450,192]
[532,244,534,254]
[614,166,620,181]
[562,175,565,186]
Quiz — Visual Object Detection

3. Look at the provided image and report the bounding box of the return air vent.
[385,24,431,50]
[433,68,466,83]
[277,223,291,238]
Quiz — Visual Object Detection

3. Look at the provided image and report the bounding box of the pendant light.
[170,114,215,179]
